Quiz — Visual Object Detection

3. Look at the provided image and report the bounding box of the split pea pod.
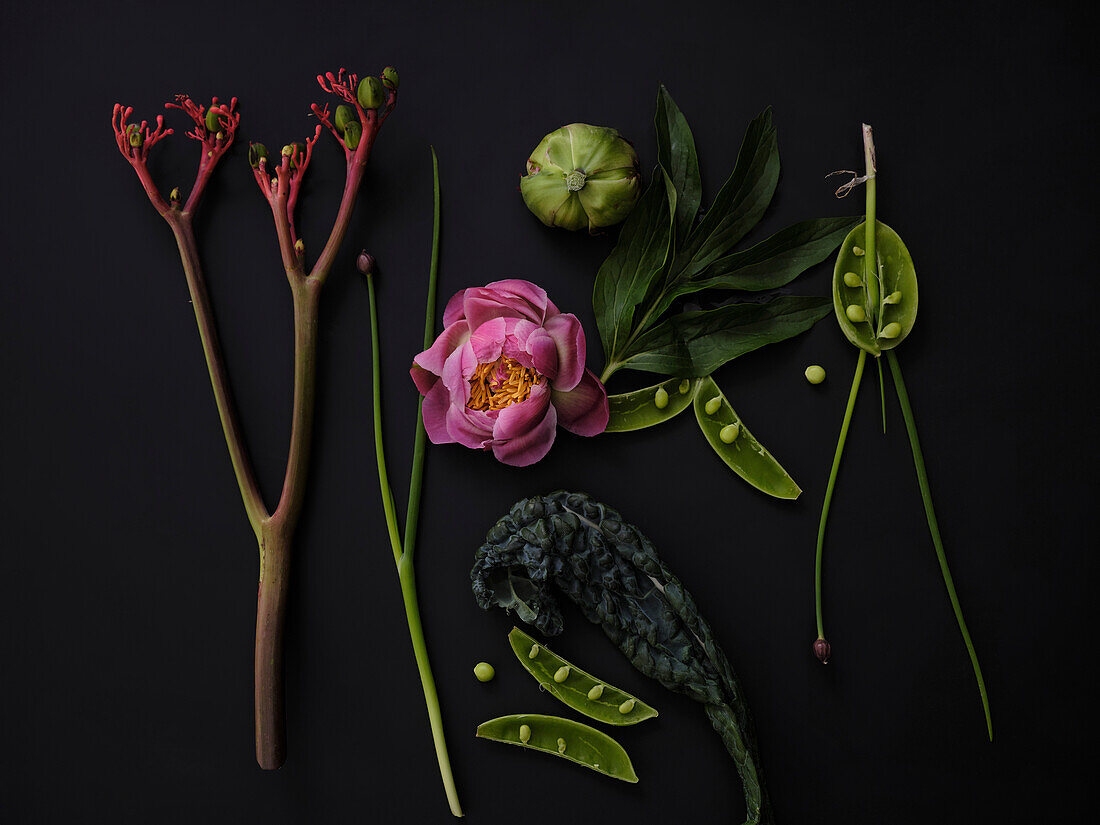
[508,627,658,725]
[475,713,639,783]
[693,375,801,499]
[605,376,700,432]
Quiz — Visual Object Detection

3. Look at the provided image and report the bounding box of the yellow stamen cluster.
[467,357,540,411]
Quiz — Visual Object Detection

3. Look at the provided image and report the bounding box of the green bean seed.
[508,627,658,726]
[805,365,826,384]
[846,305,867,323]
[704,396,722,415]
[618,699,636,714]
[528,644,539,658]
[843,271,863,287]
[884,291,902,304]
[473,662,495,682]
[692,375,802,499]
[606,377,700,432]
[880,322,901,338]
[719,423,740,443]
[477,714,639,783]
[853,246,865,256]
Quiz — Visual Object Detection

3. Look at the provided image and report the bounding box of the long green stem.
[886,351,993,741]
[876,356,886,434]
[815,349,866,640]
[364,151,463,815]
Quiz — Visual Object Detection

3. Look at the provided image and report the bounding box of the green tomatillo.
[520,123,641,233]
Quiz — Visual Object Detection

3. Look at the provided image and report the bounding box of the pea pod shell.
[476,713,639,783]
[833,220,918,354]
[605,376,700,433]
[508,627,658,725]
[693,375,801,499]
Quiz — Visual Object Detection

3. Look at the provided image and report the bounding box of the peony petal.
[441,340,478,405]
[446,402,495,450]
[464,279,550,329]
[551,369,609,436]
[412,320,471,378]
[442,288,469,327]
[410,363,438,396]
[421,381,455,445]
[525,326,559,381]
[469,317,507,363]
[543,313,586,392]
[491,387,557,466]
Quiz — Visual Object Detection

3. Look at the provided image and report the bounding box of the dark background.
[2,1,1095,822]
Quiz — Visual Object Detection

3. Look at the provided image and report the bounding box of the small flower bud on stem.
[356,250,375,277]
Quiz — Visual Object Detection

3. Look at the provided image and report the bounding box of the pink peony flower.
[410,279,609,466]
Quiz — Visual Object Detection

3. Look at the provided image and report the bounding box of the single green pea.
[884,291,902,305]
[477,713,639,783]
[654,387,669,409]
[678,379,691,395]
[248,143,268,168]
[343,120,363,150]
[805,365,826,385]
[843,271,863,287]
[528,644,539,659]
[508,628,658,726]
[846,305,867,323]
[880,322,902,339]
[852,246,865,256]
[357,75,384,109]
[473,662,495,682]
[334,104,356,134]
[719,423,740,444]
[704,396,722,416]
[205,106,220,133]
[618,699,636,714]
[382,66,400,90]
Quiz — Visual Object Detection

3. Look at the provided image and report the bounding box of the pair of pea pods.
[476,627,658,783]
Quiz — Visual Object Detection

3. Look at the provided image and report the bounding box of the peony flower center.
[467,357,541,411]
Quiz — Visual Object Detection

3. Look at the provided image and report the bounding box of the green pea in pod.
[357,76,384,110]
[343,120,362,151]
[833,220,918,355]
[248,143,268,168]
[520,123,641,232]
[334,104,356,135]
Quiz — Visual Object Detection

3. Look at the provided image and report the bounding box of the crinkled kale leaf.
[471,491,772,825]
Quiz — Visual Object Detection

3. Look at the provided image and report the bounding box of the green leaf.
[655,85,701,242]
[619,295,832,376]
[690,216,861,292]
[593,169,677,364]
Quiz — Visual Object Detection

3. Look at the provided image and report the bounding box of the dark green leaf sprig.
[593,87,859,498]
[471,491,773,825]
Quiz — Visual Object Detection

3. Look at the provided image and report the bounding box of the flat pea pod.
[605,376,700,433]
[475,713,639,783]
[693,374,801,499]
[833,220,918,355]
[508,627,658,725]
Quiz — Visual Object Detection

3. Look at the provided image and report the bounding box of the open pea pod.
[833,220,918,355]
[694,374,801,499]
[605,376,700,432]
[509,627,658,725]
[476,713,639,783]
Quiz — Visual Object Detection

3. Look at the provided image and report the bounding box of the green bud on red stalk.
[249,143,268,168]
[334,104,356,134]
[205,106,221,133]
[813,637,831,664]
[356,250,375,276]
[128,127,143,148]
[357,76,384,109]
[343,120,362,150]
[381,66,399,90]
[294,239,305,256]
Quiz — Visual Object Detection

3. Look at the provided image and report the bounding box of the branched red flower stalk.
[112,69,398,770]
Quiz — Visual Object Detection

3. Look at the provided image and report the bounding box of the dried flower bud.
[356,250,375,276]
[813,638,831,664]
[248,143,268,168]
[357,76,384,110]
[520,123,641,232]
[169,187,181,203]
[343,120,362,150]
[381,66,399,90]
[334,104,356,134]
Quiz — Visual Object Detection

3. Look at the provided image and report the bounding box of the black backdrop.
[2,1,1095,822]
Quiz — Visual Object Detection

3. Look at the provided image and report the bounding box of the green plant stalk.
[814,349,865,640]
[365,151,463,816]
[877,357,887,434]
[886,350,993,741]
